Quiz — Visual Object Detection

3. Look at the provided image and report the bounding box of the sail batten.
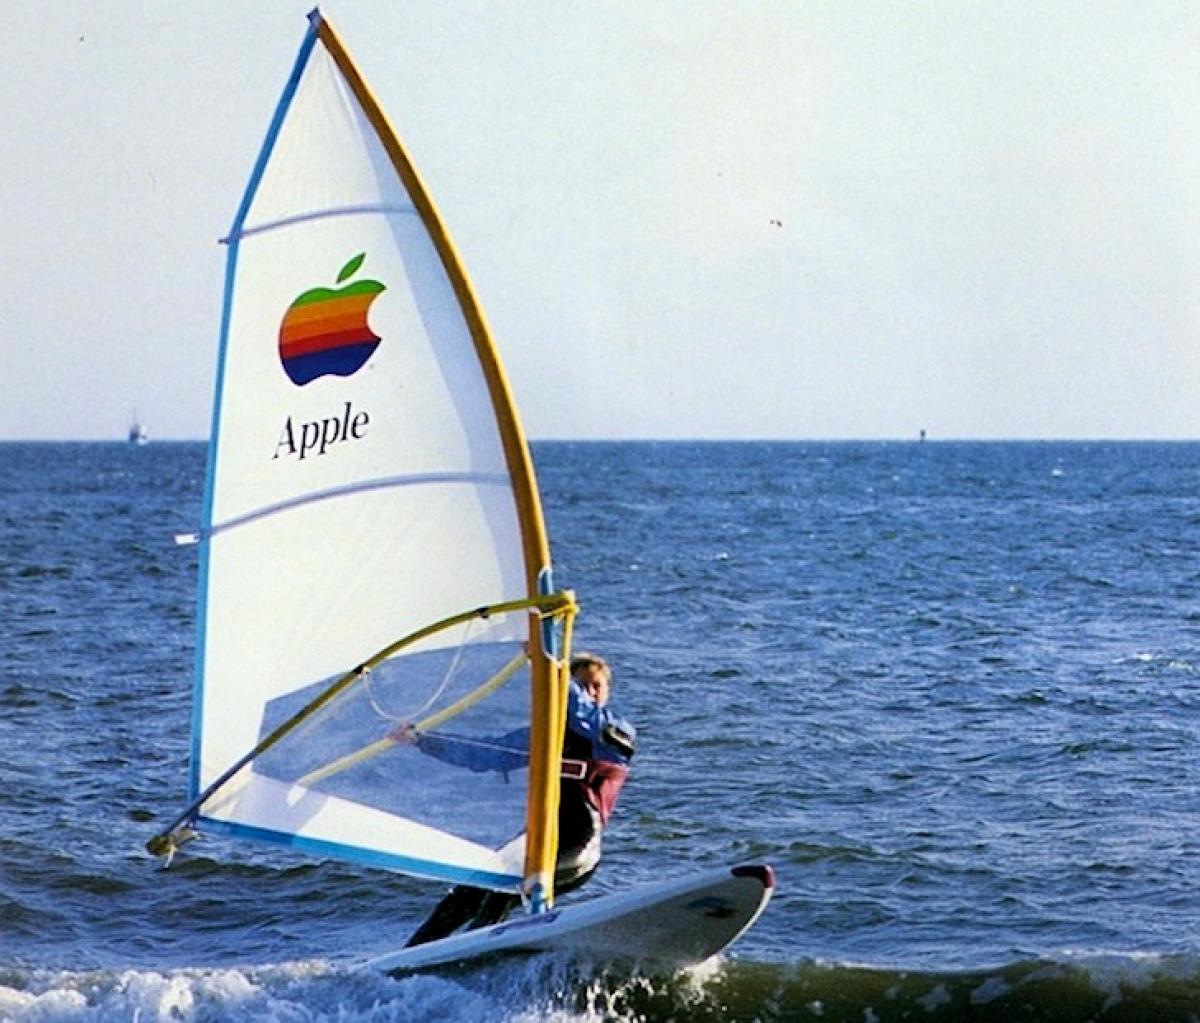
[156,10,573,903]
[223,202,419,244]
[185,470,512,543]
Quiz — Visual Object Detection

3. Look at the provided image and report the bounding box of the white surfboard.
[362,864,775,975]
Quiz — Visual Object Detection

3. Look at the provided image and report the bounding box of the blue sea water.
[1,439,1198,1021]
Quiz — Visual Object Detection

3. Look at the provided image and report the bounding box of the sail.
[161,11,573,903]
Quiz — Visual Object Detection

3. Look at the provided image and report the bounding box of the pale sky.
[4,1,1199,441]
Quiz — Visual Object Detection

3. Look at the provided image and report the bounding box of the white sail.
[163,11,572,897]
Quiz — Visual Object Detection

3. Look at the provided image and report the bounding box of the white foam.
[0,960,596,1023]
[1048,949,1200,1013]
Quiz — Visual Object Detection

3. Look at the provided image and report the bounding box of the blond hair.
[569,651,611,683]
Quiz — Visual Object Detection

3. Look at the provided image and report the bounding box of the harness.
[561,757,588,780]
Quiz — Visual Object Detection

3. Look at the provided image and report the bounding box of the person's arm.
[600,717,635,759]
[395,724,530,775]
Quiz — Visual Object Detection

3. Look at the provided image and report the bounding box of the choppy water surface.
[1,440,1198,1021]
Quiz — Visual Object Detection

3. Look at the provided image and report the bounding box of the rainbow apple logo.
[278,253,386,386]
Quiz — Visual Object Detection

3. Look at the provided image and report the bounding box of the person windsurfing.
[400,652,635,945]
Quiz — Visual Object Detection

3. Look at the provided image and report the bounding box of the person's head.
[570,652,611,706]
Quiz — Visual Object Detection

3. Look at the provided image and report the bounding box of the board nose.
[732,864,776,888]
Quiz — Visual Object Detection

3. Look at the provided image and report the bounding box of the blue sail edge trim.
[183,471,511,546]
[197,816,522,891]
[192,20,322,800]
[226,23,319,241]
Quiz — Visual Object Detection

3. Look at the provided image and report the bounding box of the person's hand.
[389,722,418,744]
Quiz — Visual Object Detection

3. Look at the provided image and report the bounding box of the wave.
[3,952,1199,1023]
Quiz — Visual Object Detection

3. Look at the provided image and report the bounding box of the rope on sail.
[364,615,476,725]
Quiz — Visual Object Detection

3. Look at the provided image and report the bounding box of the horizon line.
[2,435,1197,445]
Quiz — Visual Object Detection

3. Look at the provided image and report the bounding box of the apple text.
[275,401,370,461]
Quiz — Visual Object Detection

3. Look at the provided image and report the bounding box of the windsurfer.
[400,652,635,946]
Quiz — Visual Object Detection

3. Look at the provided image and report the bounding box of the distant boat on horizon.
[128,412,148,446]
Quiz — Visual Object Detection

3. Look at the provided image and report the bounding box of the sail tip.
[307,7,322,27]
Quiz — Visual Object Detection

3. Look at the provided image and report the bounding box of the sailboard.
[149,8,772,970]
[363,865,775,975]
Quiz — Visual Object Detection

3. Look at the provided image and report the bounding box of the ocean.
[2,439,1198,1021]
